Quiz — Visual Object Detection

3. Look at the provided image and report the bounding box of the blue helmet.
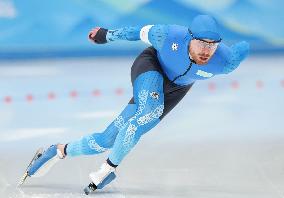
[190,15,222,43]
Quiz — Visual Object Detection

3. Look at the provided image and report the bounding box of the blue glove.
[223,41,250,74]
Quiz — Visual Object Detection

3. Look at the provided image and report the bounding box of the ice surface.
[0,55,284,197]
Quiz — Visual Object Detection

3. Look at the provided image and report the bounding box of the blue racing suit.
[66,15,249,166]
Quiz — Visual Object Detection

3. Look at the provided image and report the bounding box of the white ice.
[0,55,284,197]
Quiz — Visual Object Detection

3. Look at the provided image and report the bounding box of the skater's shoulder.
[167,24,188,35]
[148,24,188,38]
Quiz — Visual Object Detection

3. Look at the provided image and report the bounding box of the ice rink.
[0,55,284,197]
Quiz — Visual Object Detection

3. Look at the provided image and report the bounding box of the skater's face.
[189,39,219,65]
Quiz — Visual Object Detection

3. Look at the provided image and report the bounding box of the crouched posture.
[24,15,249,190]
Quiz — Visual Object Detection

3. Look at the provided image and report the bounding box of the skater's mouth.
[199,56,208,61]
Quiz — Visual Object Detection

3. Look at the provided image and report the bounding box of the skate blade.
[84,182,97,195]
[18,172,28,187]
[18,148,44,187]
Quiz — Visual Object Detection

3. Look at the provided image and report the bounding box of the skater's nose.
[202,47,211,54]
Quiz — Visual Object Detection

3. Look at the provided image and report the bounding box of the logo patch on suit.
[172,43,178,51]
[150,92,159,100]
[196,70,213,78]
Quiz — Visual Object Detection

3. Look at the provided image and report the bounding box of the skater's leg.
[26,102,137,178]
[65,102,137,156]
[108,71,164,165]
[88,71,164,187]
[85,47,195,191]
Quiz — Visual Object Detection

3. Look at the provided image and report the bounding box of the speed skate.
[18,148,44,186]
[84,172,117,195]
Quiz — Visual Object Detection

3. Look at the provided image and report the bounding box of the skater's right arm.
[88,25,169,50]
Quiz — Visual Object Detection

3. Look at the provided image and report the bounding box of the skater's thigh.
[130,48,165,107]
[130,47,163,85]
[160,82,194,120]
[130,71,165,129]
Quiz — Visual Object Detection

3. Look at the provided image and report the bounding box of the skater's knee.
[134,87,164,122]
[85,134,112,153]
[136,99,164,126]
[122,102,164,147]
[93,131,116,149]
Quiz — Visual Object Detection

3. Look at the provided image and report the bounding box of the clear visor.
[196,39,219,50]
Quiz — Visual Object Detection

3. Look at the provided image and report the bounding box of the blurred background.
[0,0,284,58]
[0,0,284,198]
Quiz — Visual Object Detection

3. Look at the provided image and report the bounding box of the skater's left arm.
[88,25,169,50]
[221,41,250,74]
[88,26,143,44]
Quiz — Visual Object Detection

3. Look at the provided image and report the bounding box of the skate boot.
[28,145,64,177]
[19,145,64,186]
[84,162,117,194]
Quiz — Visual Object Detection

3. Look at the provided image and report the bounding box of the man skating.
[20,15,249,193]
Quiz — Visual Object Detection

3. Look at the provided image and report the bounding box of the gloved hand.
[231,41,250,62]
[88,27,108,44]
[223,41,250,74]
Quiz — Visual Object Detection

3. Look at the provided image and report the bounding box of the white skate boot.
[84,162,117,194]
